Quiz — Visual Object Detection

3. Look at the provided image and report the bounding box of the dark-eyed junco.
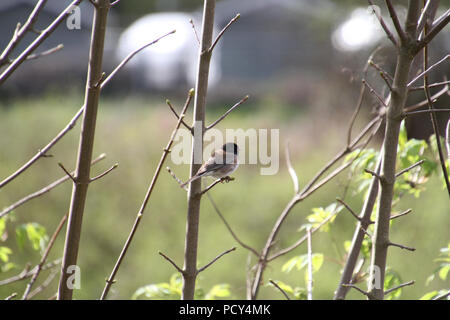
[180,142,239,188]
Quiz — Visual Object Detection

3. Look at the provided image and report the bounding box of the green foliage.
[301,203,342,232]
[425,244,450,286]
[15,223,48,253]
[384,269,403,300]
[132,273,231,300]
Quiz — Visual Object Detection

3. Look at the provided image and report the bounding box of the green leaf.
[311,253,324,273]
[398,121,407,149]
[293,287,307,300]
[282,255,307,273]
[16,223,48,252]
[1,262,16,272]
[438,264,449,281]
[0,218,5,238]
[384,269,403,300]
[205,284,231,300]
[420,291,438,300]
[0,246,12,263]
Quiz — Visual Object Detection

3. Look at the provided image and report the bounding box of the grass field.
[0,92,448,300]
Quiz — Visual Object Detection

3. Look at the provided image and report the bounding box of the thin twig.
[422,27,450,197]
[384,280,415,295]
[206,95,248,130]
[269,280,290,300]
[22,214,67,299]
[4,293,17,300]
[166,99,193,133]
[404,109,450,116]
[100,89,193,300]
[90,163,118,182]
[409,79,450,91]
[404,84,449,112]
[199,177,234,195]
[433,290,450,300]
[197,247,236,273]
[206,192,260,257]
[446,119,450,159]
[102,30,176,87]
[0,106,84,189]
[285,141,299,194]
[342,284,372,298]
[388,242,416,251]
[189,19,200,45]
[416,9,450,53]
[209,13,240,53]
[390,208,412,220]
[167,166,187,189]
[0,259,61,286]
[26,44,64,61]
[362,79,388,108]
[385,0,406,43]
[0,154,106,218]
[407,54,450,87]
[27,269,58,300]
[0,0,83,84]
[367,0,397,47]
[158,252,184,274]
[395,160,424,177]
[57,163,76,183]
[336,198,361,222]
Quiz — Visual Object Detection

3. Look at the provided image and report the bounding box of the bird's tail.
[180,174,203,188]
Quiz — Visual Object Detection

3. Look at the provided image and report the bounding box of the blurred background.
[0,0,449,299]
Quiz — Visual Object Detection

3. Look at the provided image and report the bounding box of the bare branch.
[336,198,361,222]
[166,99,193,133]
[390,208,412,220]
[0,0,83,85]
[25,44,64,61]
[0,259,61,286]
[158,252,184,274]
[4,293,17,300]
[285,141,299,194]
[189,19,200,45]
[57,163,76,184]
[209,13,240,53]
[0,106,84,189]
[0,0,48,66]
[385,0,407,43]
[197,247,236,273]
[167,166,187,189]
[446,119,450,159]
[407,54,450,87]
[22,214,67,300]
[367,0,398,47]
[206,95,249,130]
[0,154,106,218]
[102,30,176,88]
[364,168,383,181]
[404,109,450,116]
[384,280,414,295]
[416,9,450,53]
[27,269,58,300]
[395,160,424,177]
[362,79,388,108]
[100,89,193,300]
[268,210,339,262]
[388,242,416,251]
[90,163,118,182]
[409,79,450,91]
[206,192,260,257]
[199,177,234,195]
[433,290,450,300]
[342,284,372,298]
[269,280,290,300]
[404,84,448,112]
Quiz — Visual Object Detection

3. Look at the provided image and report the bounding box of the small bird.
[180,143,239,188]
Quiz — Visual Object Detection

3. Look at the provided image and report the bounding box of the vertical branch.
[367,0,421,300]
[58,0,110,300]
[182,0,216,300]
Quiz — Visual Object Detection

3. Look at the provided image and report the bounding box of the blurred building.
[0,0,118,95]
